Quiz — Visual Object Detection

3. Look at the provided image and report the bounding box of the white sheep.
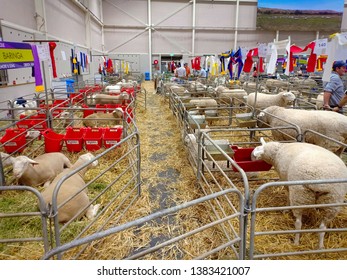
[314,92,324,110]
[1,152,14,168]
[189,81,207,92]
[105,84,121,94]
[10,152,72,187]
[87,93,130,106]
[82,108,123,127]
[41,152,100,223]
[246,91,296,109]
[188,98,218,109]
[265,78,291,90]
[242,81,267,93]
[257,105,347,156]
[217,88,248,105]
[252,139,347,249]
[95,93,130,105]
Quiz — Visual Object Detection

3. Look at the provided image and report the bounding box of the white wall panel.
[194,30,234,55]
[91,21,103,51]
[152,1,192,27]
[103,0,147,26]
[0,0,36,30]
[152,29,192,54]
[195,2,234,28]
[104,29,149,53]
[45,0,86,46]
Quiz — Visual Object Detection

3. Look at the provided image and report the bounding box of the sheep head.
[184,134,196,146]
[79,153,98,168]
[1,152,14,167]
[281,91,296,104]
[12,156,39,178]
[112,108,124,119]
[251,137,267,160]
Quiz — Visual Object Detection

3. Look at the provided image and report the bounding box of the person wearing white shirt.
[200,68,207,78]
[176,64,186,78]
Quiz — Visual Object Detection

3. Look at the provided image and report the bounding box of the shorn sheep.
[9,152,72,187]
[188,98,218,108]
[41,153,100,223]
[252,139,347,249]
[87,93,129,106]
[257,105,347,156]
[82,108,124,127]
[246,91,296,109]
[214,85,248,104]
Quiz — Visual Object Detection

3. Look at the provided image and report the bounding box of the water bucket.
[64,127,85,152]
[84,127,103,151]
[0,128,26,153]
[42,129,64,153]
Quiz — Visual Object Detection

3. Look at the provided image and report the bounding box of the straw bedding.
[1,81,347,260]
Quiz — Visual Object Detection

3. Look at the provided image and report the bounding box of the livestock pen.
[1,80,347,260]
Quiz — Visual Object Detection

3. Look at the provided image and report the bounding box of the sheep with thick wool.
[82,108,123,127]
[246,91,296,109]
[41,153,100,223]
[9,152,72,187]
[257,105,347,156]
[252,139,347,249]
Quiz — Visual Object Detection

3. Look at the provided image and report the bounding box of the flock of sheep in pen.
[162,74,347,251]
[0,79,139,225]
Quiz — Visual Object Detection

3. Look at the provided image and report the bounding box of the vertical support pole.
[234,0,240,50]
[192,0,196,57]
[148,0,152,80]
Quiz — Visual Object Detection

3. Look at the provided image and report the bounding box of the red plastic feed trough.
[231,146,272,172]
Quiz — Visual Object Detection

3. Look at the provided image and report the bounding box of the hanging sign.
[37,43,50,61]
[0,41,34,69]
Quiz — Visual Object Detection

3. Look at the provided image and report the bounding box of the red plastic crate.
[16,114,33,129]
[64,127,85,152]
[231,146,272,172]
[82,104,94,117]
[30,113,48,131]
[84,127,103,151]
[69,92,84,104]
[0,128,26,153]
[42,129,65,153]
[103,127,122,148]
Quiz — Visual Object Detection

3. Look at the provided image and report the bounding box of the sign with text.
[0,41,34,70]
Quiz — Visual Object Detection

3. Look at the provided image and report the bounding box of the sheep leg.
[43,181,51,188]
[86,204,100,220]
[318,222,326,249]
[294,215,302,245]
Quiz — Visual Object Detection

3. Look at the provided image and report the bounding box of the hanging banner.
[0,41,34,69]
